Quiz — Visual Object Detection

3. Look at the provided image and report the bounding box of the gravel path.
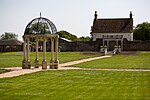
[0,56,111,78]
[0,55,149,78]
[0,67,42,78]
[58,56,111,69]
[78,68,150,72]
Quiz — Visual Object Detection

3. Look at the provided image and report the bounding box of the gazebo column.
[26,38,31,69]
[22,37,27,69]
[42,38,47,69]
[50,37,54,69]
[35,38,39,68]
[54,36,59,69]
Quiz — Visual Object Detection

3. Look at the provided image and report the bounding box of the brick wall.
[59,41,95,51]
[123,39,150,51]
[59,39,150,51]
[59,39,103,52]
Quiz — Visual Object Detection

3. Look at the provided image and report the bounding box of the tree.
[0,32,18,40]
[133,22,150,41]
[77,36,91,41]
[57,30,91,42]
[57,31,78,42]
[27,22,51,34]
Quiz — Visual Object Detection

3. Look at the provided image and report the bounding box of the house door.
[109,41,116,51]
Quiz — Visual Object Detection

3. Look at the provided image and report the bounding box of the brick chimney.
[94,11,98,21]
[130,11,132,19]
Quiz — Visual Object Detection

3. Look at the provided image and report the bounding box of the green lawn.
[0,52,97,68]
[0,52,150,99]
[73,52,150,69]
[0,70,149,100]
[0,69,10,74]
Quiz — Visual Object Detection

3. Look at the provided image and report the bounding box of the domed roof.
[24,16,57,35]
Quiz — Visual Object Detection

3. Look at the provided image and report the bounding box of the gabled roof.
[92,18,133,33]
[91,12,133,33]
[0,39,23,46]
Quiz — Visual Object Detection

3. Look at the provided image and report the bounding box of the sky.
[0,0,150,41]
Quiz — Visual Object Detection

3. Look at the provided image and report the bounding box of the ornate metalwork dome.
[24,16,57,34]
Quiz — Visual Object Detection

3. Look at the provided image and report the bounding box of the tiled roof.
[0,39,23,46]
[91,18,133,33]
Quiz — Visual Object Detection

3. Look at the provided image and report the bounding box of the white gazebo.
[22,15,59,69]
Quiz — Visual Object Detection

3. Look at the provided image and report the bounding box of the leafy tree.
[133,22,150,41]
[57,30,91,42]
[0,32,18,40]
[26,22,51,34]
[77,36,91,41]
[57,31,78,42]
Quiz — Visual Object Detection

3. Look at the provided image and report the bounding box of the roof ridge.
[97,18,131,20]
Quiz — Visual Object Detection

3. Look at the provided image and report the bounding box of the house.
[0,39,23,52]
[91,11,133,51]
